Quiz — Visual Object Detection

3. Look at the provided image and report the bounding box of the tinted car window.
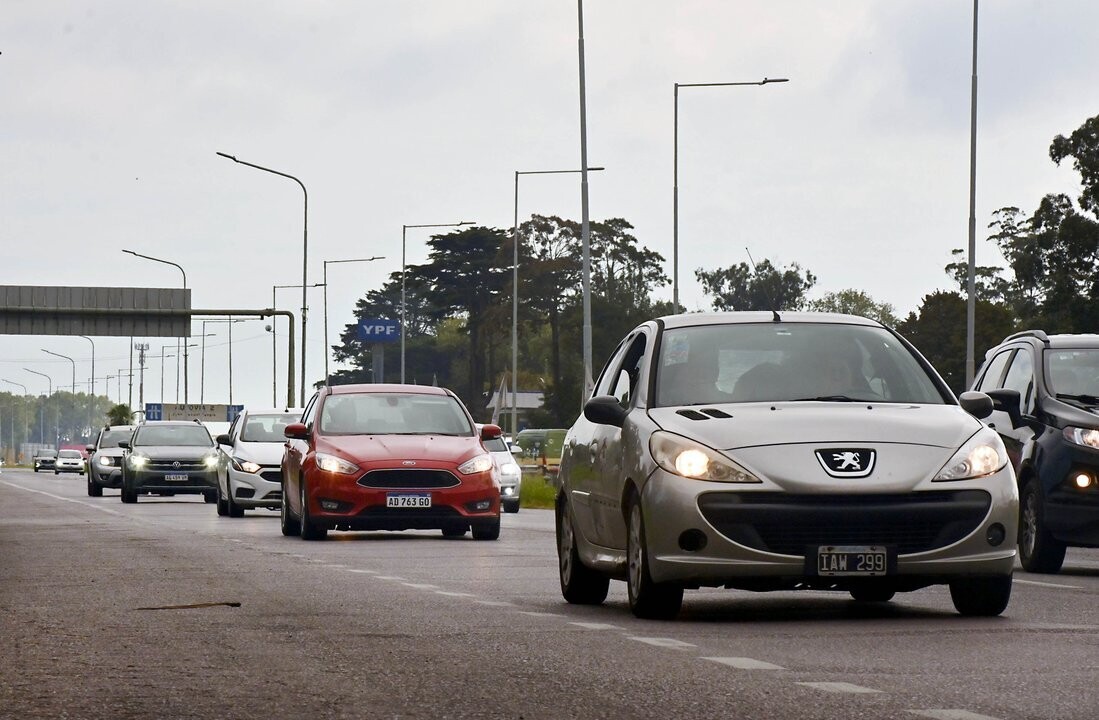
[98,429,133,448]
[1002,349,1035,411]
[133,425,214,447]
[320,393,473,436]
[655,322,946,407]
[58,450,82,458]
[241,413,298,442]
[483,436,510,452]
[975,349,1013,392]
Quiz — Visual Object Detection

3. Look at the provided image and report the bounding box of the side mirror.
[216,434,232,446]
[584,395,628,428]
[480,423,503,441]
[284,422,309,440]
[958,391,993,420]
[985,388,1023,429]
[118,440,131,450]
[509,444,523,455]
[85,444,95,453]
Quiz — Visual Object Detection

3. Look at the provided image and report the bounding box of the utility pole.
[134,343,149,415]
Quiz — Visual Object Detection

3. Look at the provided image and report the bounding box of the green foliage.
[695,258,816,312]
[107,404,132,427]
[808,289,899,327]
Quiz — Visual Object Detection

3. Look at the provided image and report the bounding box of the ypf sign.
[357,318,400,343]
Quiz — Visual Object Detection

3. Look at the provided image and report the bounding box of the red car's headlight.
[314,452,360,475]
[458,453,494,475]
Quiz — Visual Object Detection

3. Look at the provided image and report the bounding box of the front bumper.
[126,469,218,495]
[640,468,1018,589]
[226,466,283,509]
[54,462,85,474]
[90,462,123,488]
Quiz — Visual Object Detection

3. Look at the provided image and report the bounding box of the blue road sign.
[357,318,400,343]
[145,403,163,421]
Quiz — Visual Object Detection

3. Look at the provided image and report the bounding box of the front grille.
[698,490,992,556]
[259,470,282,483]
[147,459,208,471]
[358,469,460,489]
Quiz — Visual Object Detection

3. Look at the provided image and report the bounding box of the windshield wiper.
[1056,393,1099,405]
[792,395,860,402]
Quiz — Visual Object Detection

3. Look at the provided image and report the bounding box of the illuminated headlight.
[499,462,521,481]
[649,431,761,483]
[314,452,359,475]
[458,454,494,475]
[128,454,149,469]
[934,428,1008,481]
[231,457,262,473]
[203,454,219,469]
[97,455,114,468]
[1064,426,1099,450]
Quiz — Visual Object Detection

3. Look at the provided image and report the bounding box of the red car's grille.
[357,469,460,489]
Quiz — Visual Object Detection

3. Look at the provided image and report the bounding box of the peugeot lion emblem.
[815,448,876,478]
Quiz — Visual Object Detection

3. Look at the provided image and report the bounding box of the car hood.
[317,434,484,466]
[129,445,216,459]
[231,441,287,465]
[649,402,981,451]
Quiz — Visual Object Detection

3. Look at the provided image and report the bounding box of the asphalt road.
[2,468,1098,720]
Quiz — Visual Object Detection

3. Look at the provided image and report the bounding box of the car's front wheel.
[280,489,300,537]
[503,498,520,514]
[1020,480,1066,573]
[472,518,500,540]
[121,485,138,504]
[949,575,1012,616]
[299,479,327,540]
[225,481,244,518]
[556,497,609,605]
[626,497,682,620]
[216,482,229,516]
[87,475,103,497]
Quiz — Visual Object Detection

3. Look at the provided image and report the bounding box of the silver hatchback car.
[556,312,1018,619]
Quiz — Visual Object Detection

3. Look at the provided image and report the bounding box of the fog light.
[468,499,492,512]
[319,499,341,511]
[986,523,1006,547]
[678,529,708,552]
[1073,472,1092,489]
[502,487,515,496]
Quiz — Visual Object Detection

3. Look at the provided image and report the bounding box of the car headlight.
[203,454,220,469]
[649,431,761,483]
[97,455,114,468]
[933,428,1008,481]
[314,452,360,475]
[458,453,494,475]
[231,457,262,473]
[499,462,521,481]
[1063,426,1099,450]
[128,454,149,469]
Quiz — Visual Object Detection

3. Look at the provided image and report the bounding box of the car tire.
[87,476,103,497]
[949,575,1012,616]
[203,491,217,504]
[441,526,468,538]
[299,479,327,540]
[503,498,520,514]
[1019,480,1066,573]
[121,486,138,504]
[216,484,229,516]
[280,492,300,537]
[225,482,245,518]
[849,587,896,603]
[556,498,609,605]
[626,497,683,620]
[472,518,501,541]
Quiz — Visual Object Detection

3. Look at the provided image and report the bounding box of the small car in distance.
[119,421,220,504]
[556,312,1017,619]
[215,408,302,517]
[481,428,522,513]
[86,425,136,496]
[54,449,86,475]
[281,384,502,540]
[33,448,57,472]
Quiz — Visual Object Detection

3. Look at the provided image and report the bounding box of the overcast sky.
[3,0,1097,411]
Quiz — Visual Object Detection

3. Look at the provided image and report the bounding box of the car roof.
[656,311,884,330]
[240,408,303,415]
[326,383,451,396]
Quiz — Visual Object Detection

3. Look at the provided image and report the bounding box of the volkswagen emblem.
[172,461,181,469]
[815,449,876,478]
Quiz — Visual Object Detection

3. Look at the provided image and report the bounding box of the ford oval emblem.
[402,460,416,466]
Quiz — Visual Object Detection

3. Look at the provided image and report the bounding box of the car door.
[284,394,318,515]
[997,347,1038,471]
[591,331,650,549]
[218,413,243,495]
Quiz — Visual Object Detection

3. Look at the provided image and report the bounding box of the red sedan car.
[280,384,502,541]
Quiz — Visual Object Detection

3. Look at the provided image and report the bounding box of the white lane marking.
[1014,578,1081,590]
[701,656,785,671]
[402,583,439,590]
[475,600,514,607]
[517,611,565,618]
[344,569,377,574]
[568,622,621,631]
[435,591,475,597]
[374,576,406,581]
[325,563,347,568]
[0,480,126,516]
[797,682,881,694]
[628,637,697,650]
[908,711,1004,720]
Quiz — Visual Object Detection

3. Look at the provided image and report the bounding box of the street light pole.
[323,256,383,385]
[672,77,789,312]
[78,336,95,437]
[42,350,75,442]
[577,0,594,400]
[401,222,475,383]
[273,284,321,407]
[122,249,189,401]
[2,379,28,462]
[25,368,55,448]
[217,151,309,405]
[965,0,980,387]
[512,168,605,436]
[200,322,238,403]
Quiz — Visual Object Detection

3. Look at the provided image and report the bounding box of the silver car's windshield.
[133,425,215,447]
[99,429,133,448]
[241,413,299,442]
[655,322,947,407]
[319,393,474,436]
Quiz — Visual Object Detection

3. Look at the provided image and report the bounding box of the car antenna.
[746,248,781,322]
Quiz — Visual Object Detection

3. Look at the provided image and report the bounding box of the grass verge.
[519,473,556,509]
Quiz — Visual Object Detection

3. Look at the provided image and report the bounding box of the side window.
[301,394,320,430]
[610,334,648,407]
[594,336,632,398]
[226,414,241,442]
[1002,349,1035,412]
[975,350,1013,392]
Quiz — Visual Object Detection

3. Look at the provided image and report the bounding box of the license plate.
[164,473,189,482]
[386,493,431,508]
[814,545,890,576]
